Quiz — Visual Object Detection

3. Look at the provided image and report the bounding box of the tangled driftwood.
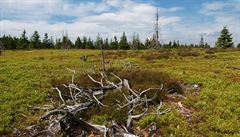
[28,68,170,137]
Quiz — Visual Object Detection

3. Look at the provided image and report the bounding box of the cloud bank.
[0,0,239,46]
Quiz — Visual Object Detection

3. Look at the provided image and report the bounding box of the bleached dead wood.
[115,79,170,134]
[177,101,192,123]
[29,69,170,136]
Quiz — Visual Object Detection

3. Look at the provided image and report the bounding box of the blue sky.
[0,0,239,46]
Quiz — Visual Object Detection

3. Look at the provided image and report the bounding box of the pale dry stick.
[123,79,139,97]
[153,101,171,115]
[70,84,92,101]
[52,87,66,105]
[126,99,149,132]
[88,74,104,87]
[63,84,77,104]
[139,84,163,96]
[66,67,75,84]
[92,92,106,108]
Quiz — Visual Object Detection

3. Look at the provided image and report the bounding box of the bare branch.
[92,93,106,108]
[88,74,104,87]
[123,79,138,97]
[110,72,123,84]
[41,109,67,120]
[155,101,171,115]
[63,84,77,104]
[66,67,75,84]
[139,86,163,97]
[52,87,65,105]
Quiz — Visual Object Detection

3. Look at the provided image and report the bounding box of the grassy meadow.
[0,48,240,136]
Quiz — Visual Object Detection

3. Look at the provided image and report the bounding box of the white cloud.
[168,7,184,12]
[202,2,225,11]
[0,0,183,42]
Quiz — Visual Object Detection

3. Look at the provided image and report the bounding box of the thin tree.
[98,33,106,72]
[151,8,160,49]
[199,35,204,48]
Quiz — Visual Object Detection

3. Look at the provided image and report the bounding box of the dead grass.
[177,48,200,57]
[140,52,174,60]
[104,50,128,59]
[205,49,216,54]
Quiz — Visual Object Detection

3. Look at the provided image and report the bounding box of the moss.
[90,114,108,125]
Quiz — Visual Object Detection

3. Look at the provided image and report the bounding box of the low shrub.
[205,49,215,54]
[167,81,183,94]
[104,50,128,59]
[177,50,200,57]
[114,69,183,100]
[140,52,173,60]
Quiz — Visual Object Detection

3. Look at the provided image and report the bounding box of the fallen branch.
[28,69,170,136]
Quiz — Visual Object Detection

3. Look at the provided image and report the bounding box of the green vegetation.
[0,49,240,136]
[2,26,238,50]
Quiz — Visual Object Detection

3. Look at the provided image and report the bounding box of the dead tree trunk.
[100,39,106,72]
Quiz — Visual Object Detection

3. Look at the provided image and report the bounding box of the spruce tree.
[103,38,109,49]
[17,30,29,49]
[75,36,82,49]
[215,26,233,48]
[172,40,177,48]
[168,41,172,48]
[30,30,41,49]
[42,33,50,49]
[86,37,94,49]
[119,32,129,50]
[82,36,87,49]
[110,36,118,49]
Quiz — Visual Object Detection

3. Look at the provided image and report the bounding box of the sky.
[0,0,240,46]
